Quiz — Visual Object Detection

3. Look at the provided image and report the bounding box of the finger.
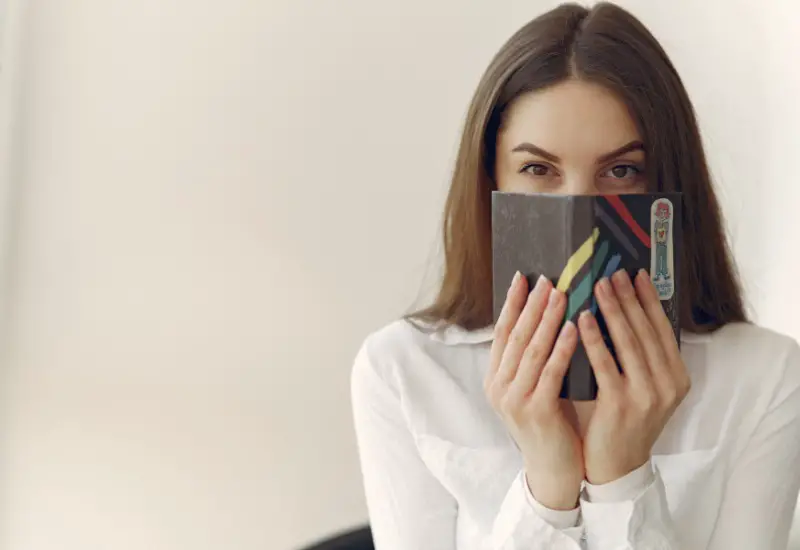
[611,270,671,390]
[487,271,528,382]
[529,288,567,352]
[505,288,566,402]
[577,310,623,395]
[594,276,651,388]
[495,276,552,386]
[634,269,682,367]
[531,320,578,401]
[634,270,690,400]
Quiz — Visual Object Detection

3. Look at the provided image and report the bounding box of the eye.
[602,164,641,179]
[521,163,553,177]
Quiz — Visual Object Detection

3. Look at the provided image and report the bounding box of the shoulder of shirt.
[352,319,429,383]
[356,317,430,359]
[698,324,800,456]
[701,321,799,363]
[351,318,486,385]
[352,318,800,393]
[699,322,800,393]
[357,319,800,355]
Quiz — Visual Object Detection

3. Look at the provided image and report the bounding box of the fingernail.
[612,269,629,285]
[536,274,547,288]
[579,310,596,327]
[548,288,560,306]
[508,271,521,295]
[561,320,576,336]
[596,277,611,296]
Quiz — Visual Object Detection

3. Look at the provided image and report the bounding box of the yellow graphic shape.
[556,227,600,292]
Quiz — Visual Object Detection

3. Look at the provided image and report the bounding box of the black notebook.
[491,192,682,401]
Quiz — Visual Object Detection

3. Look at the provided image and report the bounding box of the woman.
[351,3,800,549]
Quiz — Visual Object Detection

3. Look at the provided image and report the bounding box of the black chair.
[298,525,374,550]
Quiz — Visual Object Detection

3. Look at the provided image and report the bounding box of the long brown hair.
[410,2,747,333]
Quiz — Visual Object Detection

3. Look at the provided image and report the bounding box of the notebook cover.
[491,192,682,401]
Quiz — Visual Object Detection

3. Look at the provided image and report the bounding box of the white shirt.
[350,320,800,549]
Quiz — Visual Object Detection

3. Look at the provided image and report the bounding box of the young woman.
[351,3,800,549]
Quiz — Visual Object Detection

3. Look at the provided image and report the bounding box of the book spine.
[564,195,573,292]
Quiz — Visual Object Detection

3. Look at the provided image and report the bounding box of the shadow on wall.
[297,526,373,550]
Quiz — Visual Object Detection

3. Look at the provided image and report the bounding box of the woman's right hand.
[485,272,584,511]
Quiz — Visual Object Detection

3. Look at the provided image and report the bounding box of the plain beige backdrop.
[0,1,798,549]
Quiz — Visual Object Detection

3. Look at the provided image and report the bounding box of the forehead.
[498,79,641,158]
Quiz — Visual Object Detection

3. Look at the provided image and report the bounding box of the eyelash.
[520,163,643,180]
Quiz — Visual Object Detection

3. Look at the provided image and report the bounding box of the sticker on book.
[650,199,674,300]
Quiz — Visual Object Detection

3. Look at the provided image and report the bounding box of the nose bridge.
[563,169,598,195]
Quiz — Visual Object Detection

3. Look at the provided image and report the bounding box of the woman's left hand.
[578,269,691,486]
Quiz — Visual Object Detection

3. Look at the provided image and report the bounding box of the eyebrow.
[511,140,645,164]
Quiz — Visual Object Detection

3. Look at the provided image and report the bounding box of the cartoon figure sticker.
[650,199,674,300]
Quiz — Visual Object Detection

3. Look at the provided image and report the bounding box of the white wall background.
[0,1,797,549]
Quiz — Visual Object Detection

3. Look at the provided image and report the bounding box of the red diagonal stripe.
[604,195,650,248]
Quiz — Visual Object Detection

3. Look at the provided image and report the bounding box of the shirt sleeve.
[704,340,800,550]
[350,341,458,550]
[583,461,655,503]
[522,472,582,530]
[575,340,800,550]
[579,460,679,549]
[351,339,586,550]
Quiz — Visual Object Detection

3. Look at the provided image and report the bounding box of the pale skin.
[483,79,692,511]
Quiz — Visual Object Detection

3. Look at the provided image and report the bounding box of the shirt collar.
[428,323,494,345]
[429,323,712,346]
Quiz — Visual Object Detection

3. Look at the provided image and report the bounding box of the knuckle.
[539,366,561,386]
[494,318,513,340]
[522,344,547,368]
[635,392,657,415]
[617,285,635,303]
[509,326,527,347]
[499,394,521,417]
